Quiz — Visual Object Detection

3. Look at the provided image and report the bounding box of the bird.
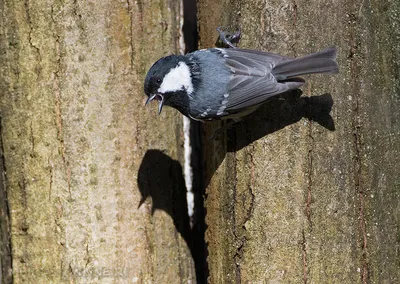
[144,30,338,125]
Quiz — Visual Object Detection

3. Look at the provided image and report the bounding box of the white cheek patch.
[158,62,194,95]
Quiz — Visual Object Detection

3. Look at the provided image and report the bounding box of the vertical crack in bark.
[292,0,298,27]
[72,0,85,33]
[23,0,41,78]
[51,4,72,201]
[18,174,29,268]
[237,147,255,284]
[301,230,308,284]
[29,121,34,157]
[129,0,143,152]
[51,5,65,163]
[290,0,298,53]
[0,117,13,284]
[353,110,368,284]
[232,142,255,284]
[243,147,255,226]
[348,11,369,283]
[68,263,76,282]
[126,0,134,71]
[304,82,313,284]
[306,135,313,230]
[306,144,313,226]
[84,242,90,268]
[19,178,28,229]
[353,104,368,284]
[133,0,144,79]
[48,158,53,201]
[306,82,313,230]
[67,167,71,200]
[229,144,241,283]
[232,155,243,283]
[234,237,246,284]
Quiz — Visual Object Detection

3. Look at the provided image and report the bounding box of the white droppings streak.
[158,62,194,94]
[183,116,194,217]
[178,3,194,221]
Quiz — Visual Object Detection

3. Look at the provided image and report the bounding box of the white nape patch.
[158,62,193,95]
[224,93,229,98]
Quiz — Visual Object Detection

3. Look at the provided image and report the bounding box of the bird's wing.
[211,48,304,112]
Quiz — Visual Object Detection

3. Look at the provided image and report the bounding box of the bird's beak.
[157,95,164,115]
[145,94,157,105]
[145,93,164,115]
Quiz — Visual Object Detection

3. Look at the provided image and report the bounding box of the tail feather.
[272,47,339,80]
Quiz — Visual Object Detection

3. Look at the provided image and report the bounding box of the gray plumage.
[144,47,339,121]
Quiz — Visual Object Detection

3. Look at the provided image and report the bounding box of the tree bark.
[0,0,195,283]
[198,0,400,283]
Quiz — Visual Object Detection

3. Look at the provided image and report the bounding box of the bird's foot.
[216,26,241,49]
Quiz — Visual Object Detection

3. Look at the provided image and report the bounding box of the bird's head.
[144,55,196,115]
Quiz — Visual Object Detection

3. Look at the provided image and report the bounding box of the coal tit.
[144,34,338,123]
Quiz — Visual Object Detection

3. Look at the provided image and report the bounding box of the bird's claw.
[216,26,241,49]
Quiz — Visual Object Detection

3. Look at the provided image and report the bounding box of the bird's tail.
[272,47,339,80]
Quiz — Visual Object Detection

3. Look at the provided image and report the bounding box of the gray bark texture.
[0,0,196,283]
[198,0,400,283]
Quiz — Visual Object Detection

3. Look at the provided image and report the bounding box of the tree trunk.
[198,0,400,283]
[0,0,196,283]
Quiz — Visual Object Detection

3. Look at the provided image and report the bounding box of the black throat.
[163,90,191,116]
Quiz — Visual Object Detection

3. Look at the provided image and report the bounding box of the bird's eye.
[156,78,162,83]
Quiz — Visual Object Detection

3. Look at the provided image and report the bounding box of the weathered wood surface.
[198,0,400,283]
[0,0,195,283]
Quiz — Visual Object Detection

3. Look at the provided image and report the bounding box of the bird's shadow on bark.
[232,90,335,151]
[204,90,335,188]
[137,150,205,283]
[135,91,334,283]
